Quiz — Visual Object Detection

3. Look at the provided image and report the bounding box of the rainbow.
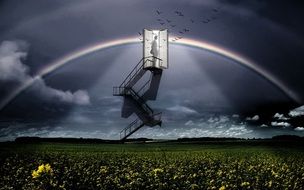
[0,37,300,110]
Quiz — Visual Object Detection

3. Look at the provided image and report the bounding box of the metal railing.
[119,58,145,88]
[113,86,129,96]
[128,88,154,115]
[112,87,154,115]
[143,56,163,68]
[120,118,144,140]
[118,56,163,90]
[120,112,162,140]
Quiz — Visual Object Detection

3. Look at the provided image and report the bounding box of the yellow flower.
[100,166,108,174]
[44,164,53,173]
[32,170,40,179]
[219,186,226,190]
[152,168,164,177]
[38,164,45,173]
[153,168,164,173]
[241,182,250,186]
[32,163,53,179]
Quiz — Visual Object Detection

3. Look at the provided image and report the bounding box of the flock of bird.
[137,8,221,42]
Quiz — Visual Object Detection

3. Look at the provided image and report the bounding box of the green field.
[1,141,304,190]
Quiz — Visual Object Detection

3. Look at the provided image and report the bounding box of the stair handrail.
[113,86,154,116]
[119,58,144,88]
[119,112,162,139]
[120,118,143,139]
[113,86,128,96]
[120,118,138,134]
[143,56,163,62]
[127,88,154,115]
[119,56,163,88]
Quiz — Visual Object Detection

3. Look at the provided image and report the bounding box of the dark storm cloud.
[0,41,90,108]
[216,0,304,99]
[222,0,304,35]
[0,41,29,82]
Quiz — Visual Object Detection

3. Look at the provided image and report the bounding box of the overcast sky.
[0,0,304,141]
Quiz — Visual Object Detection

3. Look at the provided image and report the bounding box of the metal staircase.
[113,57,162,141]
[119,58,146,88]
[113,87,154,117]
[119,112,162,140]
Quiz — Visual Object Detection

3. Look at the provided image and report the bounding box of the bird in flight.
[156,10,162,15]
[183,28,189,32]
[138,32,142,36]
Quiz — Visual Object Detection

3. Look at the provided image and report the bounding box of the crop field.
[0,141,304,190]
